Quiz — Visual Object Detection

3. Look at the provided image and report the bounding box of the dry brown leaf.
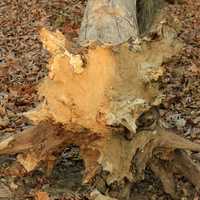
[190,63,200,74]
[91,190,117,200]
[35,191,51,200]
[17,152,41,172]
[0,182,12,199]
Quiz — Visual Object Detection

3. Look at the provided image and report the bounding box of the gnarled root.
[1,122,200,199]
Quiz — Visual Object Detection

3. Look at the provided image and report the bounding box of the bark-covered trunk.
[0,1,199,200]
[79,0,139,46]
[136,0,164,34]
[79,0,165,46]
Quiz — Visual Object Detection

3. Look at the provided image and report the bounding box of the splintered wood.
[25,27,182,135]
[0,15,200,200]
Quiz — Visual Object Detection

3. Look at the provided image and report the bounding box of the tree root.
[172,150,200,189]
[1,122,200,199]
[146,149,200,198]
[150,158,177,199]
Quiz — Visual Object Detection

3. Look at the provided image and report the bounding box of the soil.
[0,0,200,199]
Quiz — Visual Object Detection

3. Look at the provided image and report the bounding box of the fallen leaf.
[35,191,50,200]
[17,152,41,172]
[190,63,200,74]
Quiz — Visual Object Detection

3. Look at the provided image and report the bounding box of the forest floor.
[0,0,200,199]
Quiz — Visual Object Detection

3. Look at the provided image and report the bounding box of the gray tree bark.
[79,0,139,46]
[79,0,164,46]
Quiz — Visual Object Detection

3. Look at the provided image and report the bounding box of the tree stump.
[0,1,200,199]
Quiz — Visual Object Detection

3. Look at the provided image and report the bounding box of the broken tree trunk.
[0,1,199,199]
[79,0,139,46]
[79,0,164,46]
[26,24,180,136]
